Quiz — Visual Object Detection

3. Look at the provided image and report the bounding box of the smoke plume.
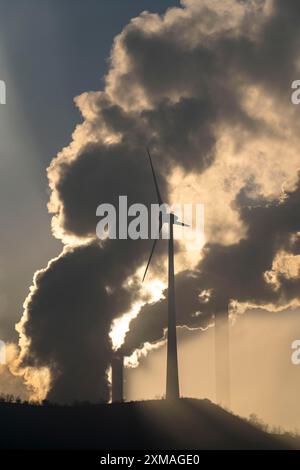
[16,0,300,400]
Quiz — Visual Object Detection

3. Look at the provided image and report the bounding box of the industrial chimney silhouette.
[111,352,124,403]
[214,307,230,407]
[143,149,189,400]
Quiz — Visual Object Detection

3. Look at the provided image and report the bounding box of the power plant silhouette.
[111,353,124,403]
[215,309,230,406]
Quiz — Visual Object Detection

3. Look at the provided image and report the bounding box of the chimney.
[111,352,124,403]
[214,307,230,407]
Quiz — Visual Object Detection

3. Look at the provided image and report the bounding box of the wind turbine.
[143,148,189,400]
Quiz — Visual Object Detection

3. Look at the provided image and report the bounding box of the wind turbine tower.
[143,149,189,400]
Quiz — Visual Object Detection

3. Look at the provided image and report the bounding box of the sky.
[1,0,300,431]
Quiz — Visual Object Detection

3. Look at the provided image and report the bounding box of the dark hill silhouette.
[0,398,298,450]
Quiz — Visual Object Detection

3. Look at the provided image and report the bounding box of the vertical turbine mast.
[166,213,180,399]
[143,149,188,400]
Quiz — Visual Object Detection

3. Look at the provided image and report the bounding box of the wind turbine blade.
[174,220,190,227]
[147,148,163,206]
[142,238,158,282]
[170,213,190,227]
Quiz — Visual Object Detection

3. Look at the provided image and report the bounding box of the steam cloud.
[15,0,300,401]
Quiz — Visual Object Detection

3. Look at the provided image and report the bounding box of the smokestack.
[111,353,124,403]
[214,308,230,407]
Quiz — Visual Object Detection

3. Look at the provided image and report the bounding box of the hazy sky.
[127,309,300,431]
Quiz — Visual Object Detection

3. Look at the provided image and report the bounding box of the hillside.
[0,398,297,450]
